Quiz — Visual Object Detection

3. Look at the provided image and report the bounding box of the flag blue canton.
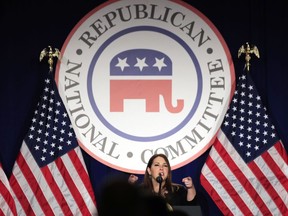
[221,74,279,163]
[24,73,78,167]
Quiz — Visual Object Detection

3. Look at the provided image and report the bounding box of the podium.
[173,206,202,216]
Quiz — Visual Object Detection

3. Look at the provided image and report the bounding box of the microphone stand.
[158,181,162,196]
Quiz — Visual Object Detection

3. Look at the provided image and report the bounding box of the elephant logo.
[110,49,184,113]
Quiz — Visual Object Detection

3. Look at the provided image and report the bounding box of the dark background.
[1,0,287,215]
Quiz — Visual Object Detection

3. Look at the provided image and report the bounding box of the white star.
[116,57,129,71]
[153,57,167,71]
[134,58,148,71]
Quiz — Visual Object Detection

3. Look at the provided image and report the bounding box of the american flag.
[9,72,98,215]
[200,72,288,215]
[0,163,17,216]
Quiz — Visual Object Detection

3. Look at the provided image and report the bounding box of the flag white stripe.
[0,165,15,216]
[54,151,85,214]
[13,150,44,215]
[273,141,288,169]
[46,156,74,214]
[10,188,26,216]
[268,142,288,181]
[0,194,11,216]
[202,153,244,215]
[255,154,287,204]
[64,147,97,215]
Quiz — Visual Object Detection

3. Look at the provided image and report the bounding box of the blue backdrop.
[1,0,287,215]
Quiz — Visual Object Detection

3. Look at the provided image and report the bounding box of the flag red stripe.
[9,173,35,216]
[55,152,91,215]
[40,165,72,215]
[262,145,288,192]
[68,149,96,205]
[0,179,17,215]
[275,141,288,163]
[248,160,287,215]
[205,152,253,215]
[200,168,233,215]
[17,152,54,215]
[215,138,271,215]
[264,152,288,190]
[274,142,288,192]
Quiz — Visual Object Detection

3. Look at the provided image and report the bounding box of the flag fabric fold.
[0,163,17,216]
[200,71,288,216]
[9,72,98,215]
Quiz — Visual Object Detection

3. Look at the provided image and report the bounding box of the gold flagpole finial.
[39,46,61,72]
[238,42,260,71]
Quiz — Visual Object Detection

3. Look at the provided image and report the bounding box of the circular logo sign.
[56,0,235,174]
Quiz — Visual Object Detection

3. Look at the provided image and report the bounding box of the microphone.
[156,173,163,196]
[156,173,163,184]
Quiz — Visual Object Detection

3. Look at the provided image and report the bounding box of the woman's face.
[147,156,169,182]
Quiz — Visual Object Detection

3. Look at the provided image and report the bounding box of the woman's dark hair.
[142,154,173,193]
